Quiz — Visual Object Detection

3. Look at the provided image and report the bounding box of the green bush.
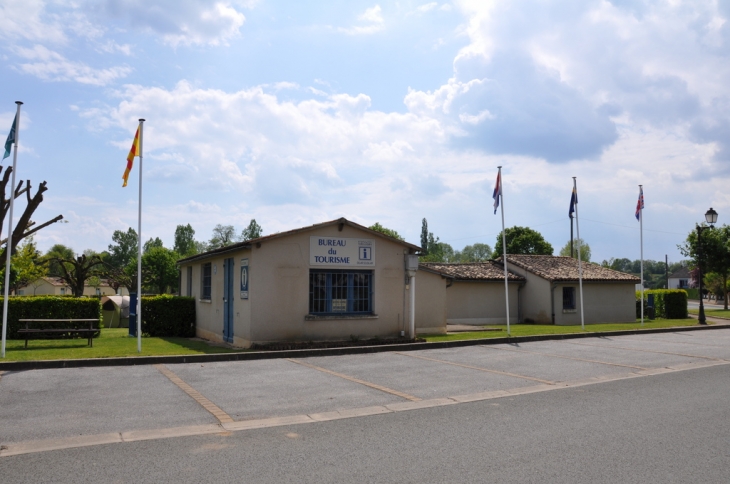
[684,288,699,300]
[3,296,101,339]
[636,289,688,319]
[141,295,195,337]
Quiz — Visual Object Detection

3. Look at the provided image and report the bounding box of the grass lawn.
[688,308,730,319]
[1,328,243,362]
[423,318,703,343]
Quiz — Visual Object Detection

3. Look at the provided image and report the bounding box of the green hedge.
[3,296,101,339]
[636,289,688,319]
[141,295,195,337]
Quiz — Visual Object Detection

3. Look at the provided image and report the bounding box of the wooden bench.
[17,319,100,348]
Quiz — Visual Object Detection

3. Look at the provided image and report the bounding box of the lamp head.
[705,207,718,225]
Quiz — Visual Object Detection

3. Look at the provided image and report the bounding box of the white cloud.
[88,0,249,46]
[339,5,385,35]
[13,45,132,85]
[0,0,66,44]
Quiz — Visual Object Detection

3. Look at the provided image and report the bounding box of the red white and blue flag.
[492,170,501,214]
[569,187,577,219]
[635,186,644,221]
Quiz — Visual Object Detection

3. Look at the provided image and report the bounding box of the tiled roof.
[419,262,525,281]
[178,217,422,264]
[500,255,640,283]
[668,266,691,279]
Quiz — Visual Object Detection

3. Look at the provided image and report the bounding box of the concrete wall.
[507,268,553,324]
[445,281,520,325]
[553,282,636,325]
[414,270,447,334]
[181,224,413,347]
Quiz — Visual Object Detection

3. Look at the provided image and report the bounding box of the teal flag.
[3,113,17,160]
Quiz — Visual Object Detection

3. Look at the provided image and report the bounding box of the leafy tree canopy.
[209,224,236,250]
[107,228,138,269]
[453,243,493,263]
[368,222,404,241]
[44,244,75,277]
[493,226,553,257]
[679,224,730,309]
[143,237,164,254]
[174,224,198,257]
[10,237,47,294]
[140,246,179,294]
[558,238,591,262]
[240,219,263,241]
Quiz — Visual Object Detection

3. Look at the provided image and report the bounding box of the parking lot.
[2,328,730,457]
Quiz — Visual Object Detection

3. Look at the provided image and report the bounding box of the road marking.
[286,358,421,402]
[154,364,234,424]
[480,345,648,370]
[2,359,728,458]
[395,352,555,385]
[564,341,728,361]
[617,336,730,349]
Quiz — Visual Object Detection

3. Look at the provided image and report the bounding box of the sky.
[1,0,729,265]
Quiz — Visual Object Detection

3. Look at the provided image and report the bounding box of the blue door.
[223,258,234,343]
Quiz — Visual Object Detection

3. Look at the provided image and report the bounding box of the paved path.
[2,328,730,459]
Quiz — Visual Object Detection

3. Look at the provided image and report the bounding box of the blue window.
[309,270,373,315]
[201,263,212,300]
[562,287,576,310]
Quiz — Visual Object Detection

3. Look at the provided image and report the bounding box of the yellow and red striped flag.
[123,126,140,187]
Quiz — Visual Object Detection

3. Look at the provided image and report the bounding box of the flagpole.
[573,177,585,330]
[639,185,644,326]
[136,119,144,353]
[498,166,510,336]
[1,101,22,358]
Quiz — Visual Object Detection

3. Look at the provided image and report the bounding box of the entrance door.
[223,258,234,343]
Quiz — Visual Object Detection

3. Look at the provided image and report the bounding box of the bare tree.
[0,166,64,263]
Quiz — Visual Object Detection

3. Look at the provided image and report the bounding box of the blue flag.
[569,187,577,219]
[3,113,17,160]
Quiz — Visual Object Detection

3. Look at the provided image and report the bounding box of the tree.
[492,226,553,257]
[49,253,105,297]
[107,228,138,269]
[174,224,198,257]
[208,224,236,249]
[559,238,591,262]
[420,232,454,262]
[0,166,64,265]
[240,219,263,241]
[679,224,730,310]
[141,247,179,294]
[368,222,404,241]
[44,244,75,277]
[11,237,47,294]
[143,237,164,254]
[454,243,493,262]
[420,218,428,253]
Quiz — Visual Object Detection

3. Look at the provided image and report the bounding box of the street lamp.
[697,207,718,325]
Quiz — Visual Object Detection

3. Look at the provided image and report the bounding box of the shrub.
[3,296,101,339]
[636,289,688,319]
[141,295,195,337]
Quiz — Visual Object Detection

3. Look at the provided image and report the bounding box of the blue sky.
[1,0,729,264]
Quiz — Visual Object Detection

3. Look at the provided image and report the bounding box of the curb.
[1,323,728,372]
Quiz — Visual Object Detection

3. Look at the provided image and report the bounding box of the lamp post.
[697,207,718,325]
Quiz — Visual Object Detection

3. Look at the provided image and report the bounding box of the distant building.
[17,277,129,297]
[668,266,692,289]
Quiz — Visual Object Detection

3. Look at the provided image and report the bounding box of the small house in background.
[418,262,524,327]
[16,277,129,297]
[500,255,640,325]
[668,266,692,290]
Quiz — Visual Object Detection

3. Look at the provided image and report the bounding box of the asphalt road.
[2,329,730,483]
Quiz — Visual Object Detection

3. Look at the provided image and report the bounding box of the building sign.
[310,236,375,267]
[240,258,249,299]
